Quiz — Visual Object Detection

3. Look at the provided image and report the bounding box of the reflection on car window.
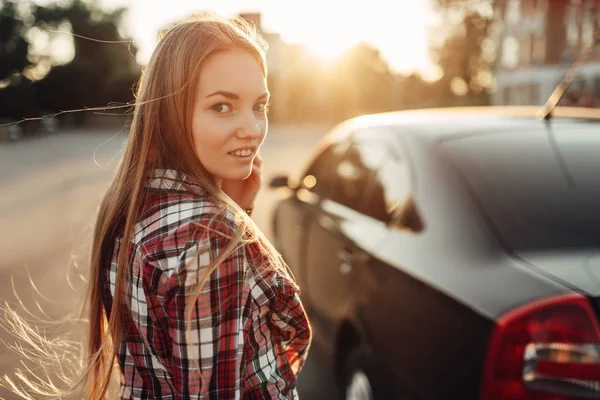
[357,139,412,223]
[378,154,412,216]
[330,143,371,211]
[304,141,350,198]
[304,132,413,224]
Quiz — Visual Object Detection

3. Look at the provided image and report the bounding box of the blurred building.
[238,12,315,121]
[493,0,600,107]
[238,12,284,76]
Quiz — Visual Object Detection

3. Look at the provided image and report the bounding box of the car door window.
[302,140,350,198]
[329,142,374,212]
[357,139,412,223]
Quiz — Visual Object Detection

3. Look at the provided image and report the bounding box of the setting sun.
[301,39,355,63]
[261,1,438,75]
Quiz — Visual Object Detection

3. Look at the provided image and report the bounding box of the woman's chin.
[217,169,252,181]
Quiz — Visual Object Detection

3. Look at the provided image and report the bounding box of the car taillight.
[480,293,600,400]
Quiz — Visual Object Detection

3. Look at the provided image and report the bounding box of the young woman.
[7,13,311,400]
[92,14,313,400]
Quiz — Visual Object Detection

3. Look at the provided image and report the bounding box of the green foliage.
[0,2,30,81]
[33,0,140,116]
[0,0,139,123]
[430,0,498,105]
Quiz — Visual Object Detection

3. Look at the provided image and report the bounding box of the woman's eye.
[212,103,231,113]
[254,102,270,113]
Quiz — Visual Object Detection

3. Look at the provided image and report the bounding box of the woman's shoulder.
[138,189,234,236]
[139,168,234,238]
[135,191,241,263]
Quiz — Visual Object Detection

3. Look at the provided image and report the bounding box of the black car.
[269,106,600,400]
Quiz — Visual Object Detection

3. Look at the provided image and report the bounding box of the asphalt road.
[0,125,337,399]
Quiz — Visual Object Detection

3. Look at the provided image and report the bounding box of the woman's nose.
[236,113,262,139]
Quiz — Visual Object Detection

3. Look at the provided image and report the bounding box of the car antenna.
[537,29,599,120]
[535,28,599,191]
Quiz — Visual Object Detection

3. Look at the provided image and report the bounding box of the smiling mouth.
[228,148,254,157]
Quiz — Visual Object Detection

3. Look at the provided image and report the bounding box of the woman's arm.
[241,264,312,399]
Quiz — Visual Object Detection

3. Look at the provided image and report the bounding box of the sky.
[90,0,440,78]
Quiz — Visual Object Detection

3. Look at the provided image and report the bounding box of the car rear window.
[440,123,600,250]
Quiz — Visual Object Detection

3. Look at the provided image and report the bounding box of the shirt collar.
[146,168,207,196]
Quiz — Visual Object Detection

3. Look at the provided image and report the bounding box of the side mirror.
[392,196,425,233]
[269,174,290,189]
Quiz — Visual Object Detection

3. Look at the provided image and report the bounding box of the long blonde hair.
[2,13,288,399]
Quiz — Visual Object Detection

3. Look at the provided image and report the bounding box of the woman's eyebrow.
[205,90,270,101]
[206,90,239,100]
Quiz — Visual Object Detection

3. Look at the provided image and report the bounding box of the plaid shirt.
[104,169,311,399]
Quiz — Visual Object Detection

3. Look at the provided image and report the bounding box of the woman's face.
[191,48,269,183]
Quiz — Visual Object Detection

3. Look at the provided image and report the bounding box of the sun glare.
[110,0,437,76]
[301,38,356,63]
[262,2,437,75]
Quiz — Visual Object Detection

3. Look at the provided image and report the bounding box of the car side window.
[329,141,375,213]
[358,139,413,223]
[302,140,350,198]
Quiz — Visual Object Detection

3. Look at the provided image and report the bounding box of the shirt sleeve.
[241,255,312,399]
[164,216,249,399]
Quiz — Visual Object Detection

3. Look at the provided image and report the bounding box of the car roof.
[334,106,600,142]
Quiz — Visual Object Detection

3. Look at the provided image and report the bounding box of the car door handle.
[338,248,369,274]
[339,248,370,263]
[338,248,353,274]
[338,248,353,263]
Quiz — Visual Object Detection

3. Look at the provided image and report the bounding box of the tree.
[32,0,140,119]
[0,0,140,124]
[396,73,440,110]
[337,42,399,116]
[430,0,499,105]
[0,1,30,81]
[0,1,37,121]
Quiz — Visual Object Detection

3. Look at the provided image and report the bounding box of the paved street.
[0,125,337,399]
